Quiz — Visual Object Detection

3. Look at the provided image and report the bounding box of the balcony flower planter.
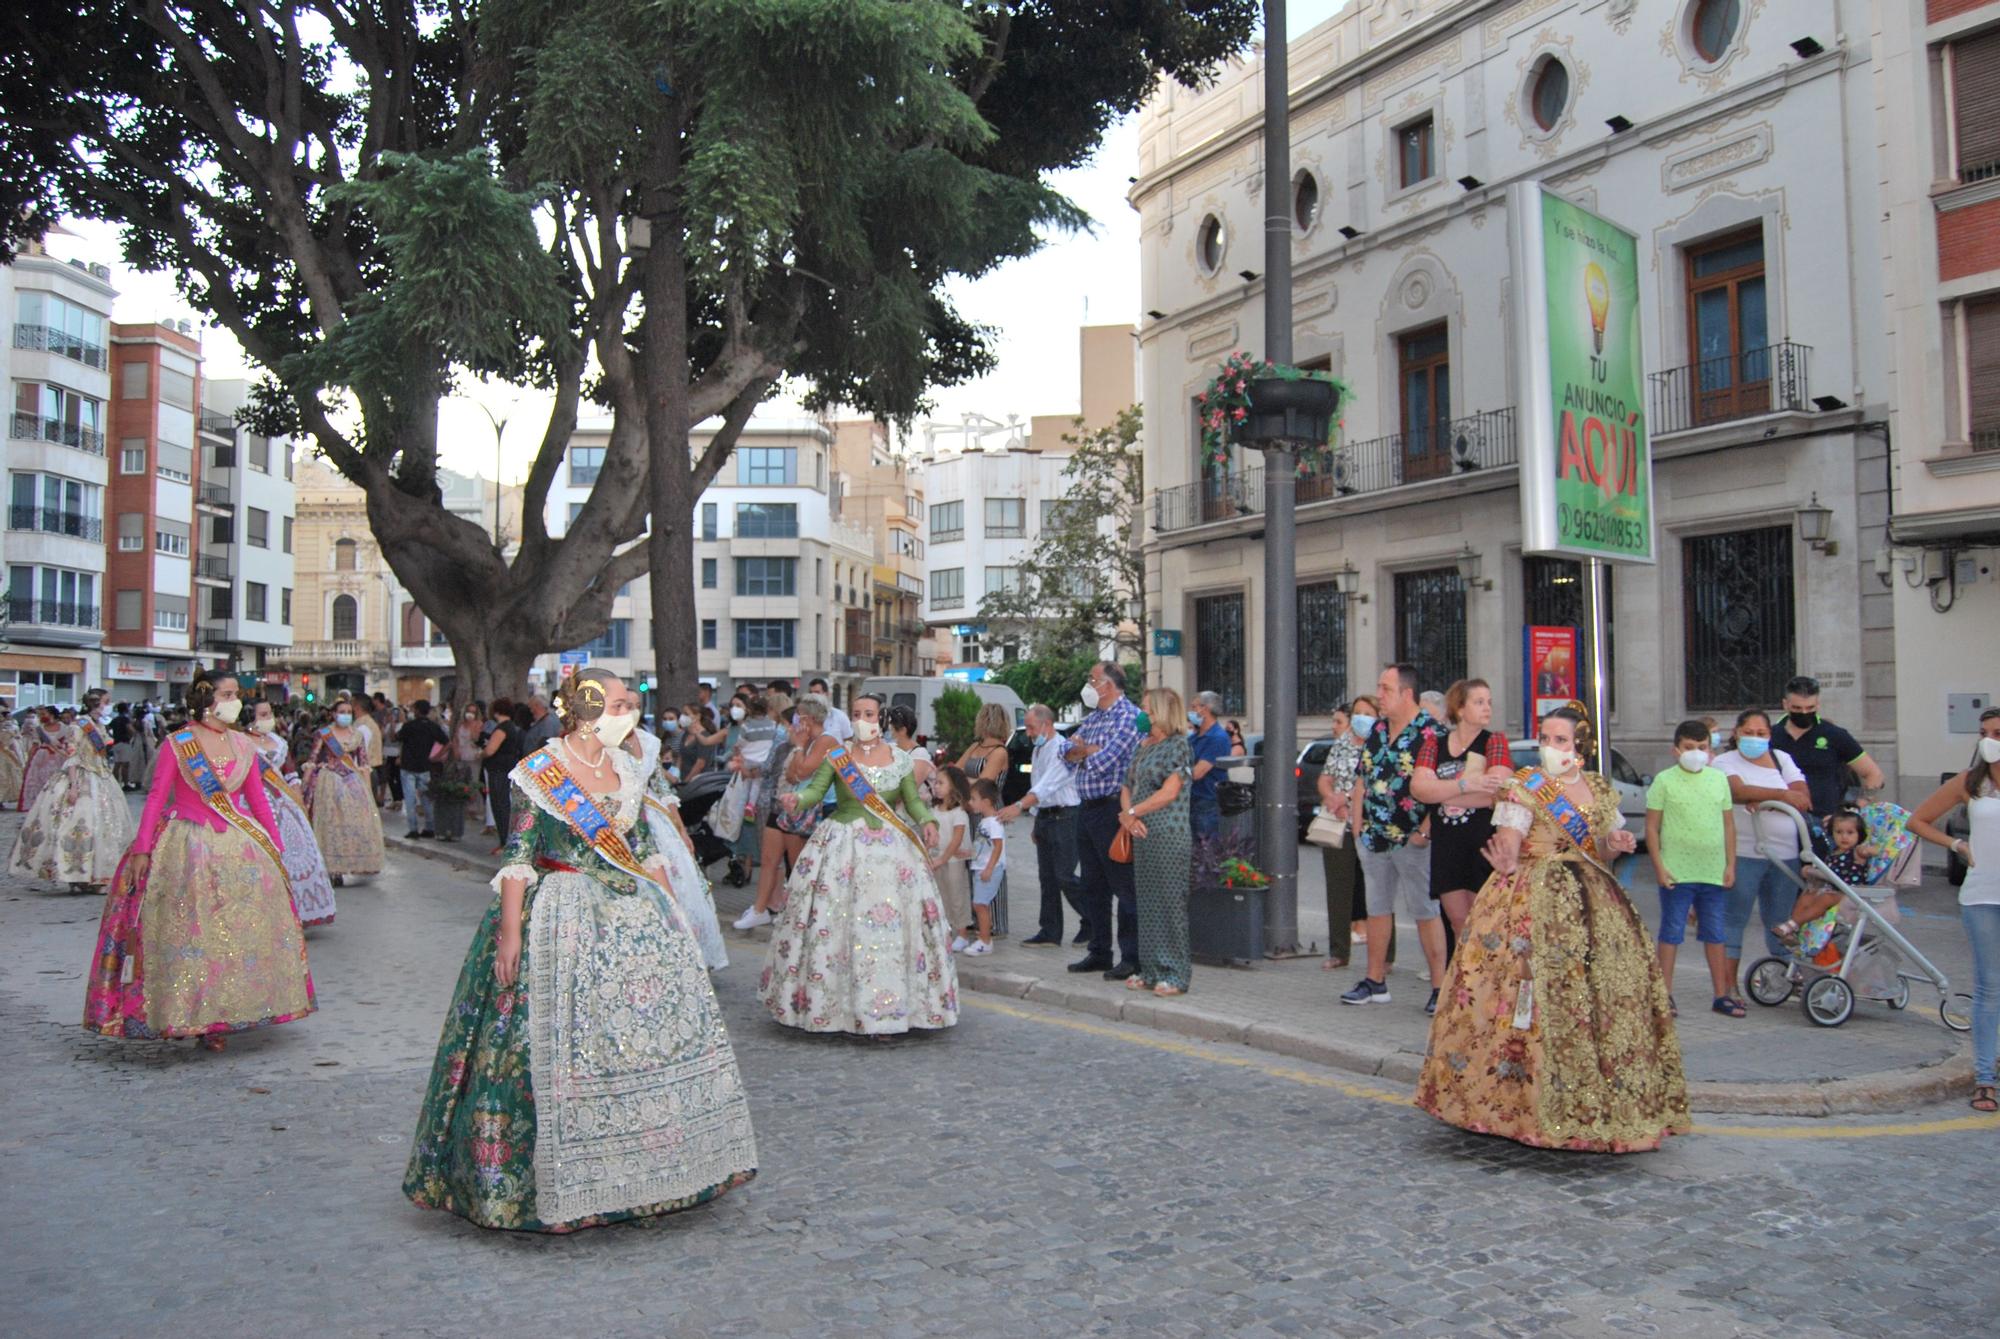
[1198,351,1351,475]
[428,773,474,841]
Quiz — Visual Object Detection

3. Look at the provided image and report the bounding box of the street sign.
[1510,182,1654,564]
[1152,629,1183,657]
[558,649,588,668]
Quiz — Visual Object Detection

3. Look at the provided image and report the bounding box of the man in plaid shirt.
[1065,661,1143,978]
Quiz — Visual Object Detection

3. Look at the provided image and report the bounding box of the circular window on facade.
[1691,0,1741,64]
[1530,57,1570,132]
[1196,214,1226,273]
[1292,170,1321,234]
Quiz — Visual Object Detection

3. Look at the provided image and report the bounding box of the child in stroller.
[1774,809,1876,960]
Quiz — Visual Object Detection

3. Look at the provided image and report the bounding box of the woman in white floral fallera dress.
[630,725,729,969]
[249,700,337,927]
[762,695,958,1035]
[9,690,132,891]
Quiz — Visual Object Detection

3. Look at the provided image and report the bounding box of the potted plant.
[1189,831,1269,966]
[1197,351,1351,480]
[427,771,473,841]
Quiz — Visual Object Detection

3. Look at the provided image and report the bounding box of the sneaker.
[1340,978,1391,1006]
[951,936,970,953]
[732,907,772,931]
[962,940,993,956]
[1425,988,1439,1017]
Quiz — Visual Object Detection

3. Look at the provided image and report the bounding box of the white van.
[858,676,1027,743]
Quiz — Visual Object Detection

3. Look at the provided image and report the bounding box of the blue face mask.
[1187,711,1200,727]
[1738,735,1771,760]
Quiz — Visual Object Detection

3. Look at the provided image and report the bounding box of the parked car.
[1294,736,1339,839]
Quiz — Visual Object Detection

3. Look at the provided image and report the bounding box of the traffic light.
[302,673,315,704]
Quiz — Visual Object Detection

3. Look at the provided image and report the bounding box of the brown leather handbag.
[1109,825,1134,863]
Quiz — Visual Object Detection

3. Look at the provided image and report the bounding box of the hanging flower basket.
[1197,351,1352,476]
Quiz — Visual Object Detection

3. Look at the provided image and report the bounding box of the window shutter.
[1968,296,2000,437]
[1956,29,2000,181]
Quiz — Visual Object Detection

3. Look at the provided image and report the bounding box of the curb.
[953,963,1970,1117]
[385,833,498,880]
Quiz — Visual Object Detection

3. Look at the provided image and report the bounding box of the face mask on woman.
[729,704,746,722]
[1979,736,2000,765]
[1710,730,1726,752]
[1738,735,1771,760]
[335,712,354,728]
[251,718,278,735]
[1134,711,1152,734]
[1540,744,1578,776]
[594,710,637,748]
[1349,713,1377,740]
[853,718,882,743]
[677,714,693,729]
[213,698,243,725]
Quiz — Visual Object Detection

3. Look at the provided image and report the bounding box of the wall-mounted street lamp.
[1454,544,1494,592]
[1795,493,1836,554]
[1332,558,1369,605]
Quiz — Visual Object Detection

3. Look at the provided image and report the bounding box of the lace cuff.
[491,863,540,896]
[1492,800,1534,834]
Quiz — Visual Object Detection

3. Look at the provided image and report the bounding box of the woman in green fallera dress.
[1121,688,1194,997]
[403,669,757,1232]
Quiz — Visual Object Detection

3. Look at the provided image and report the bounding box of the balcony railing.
[832,652,871,671]
[1152,407,1519,536]
[268,639,388,667]
[898,619,927,637]
[194,554,231,581]
[1972,427,2000,453]
[14,322,108,370]
[199,620,232,646]
[199,410,236,436]
[10,410,106,455]
[6,506,103,542]
[5,597,99,629]
[1649,341,1811,436]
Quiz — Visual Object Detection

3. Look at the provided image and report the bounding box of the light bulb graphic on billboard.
[1585,262,1609,356]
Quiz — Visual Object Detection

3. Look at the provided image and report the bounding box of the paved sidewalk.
[385,820,1977,1116]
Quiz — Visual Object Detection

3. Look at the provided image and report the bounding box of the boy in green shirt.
[1645,718,1739,1017]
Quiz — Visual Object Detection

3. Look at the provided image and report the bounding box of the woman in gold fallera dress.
[9,688,132,891]
[1417,705,1691,1153]
[0,716,27,806]
[304,698,384,882]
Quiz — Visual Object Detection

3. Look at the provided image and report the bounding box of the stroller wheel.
[1941,992,1974,1033]
[1803,975,1855,1028]
[1744,958,1796,1008]
[1883,978,1911,1011]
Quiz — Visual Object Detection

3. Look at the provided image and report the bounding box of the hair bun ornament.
[554,670,605,725]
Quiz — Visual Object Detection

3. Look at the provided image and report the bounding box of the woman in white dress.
[248,699,337,927]
[9,689,132,892]
[630,725,729,969]
[762,694,958,1035]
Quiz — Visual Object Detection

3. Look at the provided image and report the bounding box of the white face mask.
[1980,737,2000,765]
[95,707,111,722]
[1081,685,1101,711]
[1677,749,1710,773]
[853,719,882,743]
[677,714,693,729]
[213,698,243,725]
[1541,744,1578,776]
[594,710,637,749]
[251,718,278,735]
[729,705,746,722]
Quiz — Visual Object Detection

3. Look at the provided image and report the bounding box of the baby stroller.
[675,769,739,874]
[1743,801,1970,1030]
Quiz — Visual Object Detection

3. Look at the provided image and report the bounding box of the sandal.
[1668,995,1678,1019]
[198,1034,227,1053]
[1973,1085,1998,1114]
[1321,957,1347,971]
[1712,996,1747,1018]
[1153,983,1184,998]
[1124,975,1150,991]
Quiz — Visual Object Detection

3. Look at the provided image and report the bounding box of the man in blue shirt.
[1187,689,1232,842]
[1064,661,1143,978]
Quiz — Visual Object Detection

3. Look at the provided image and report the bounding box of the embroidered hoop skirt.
[83,817,316,1039]
[0,736,26,806]
[644,805,729,970]
[19,742,64,812]
[265,779,336,927]
[308,763,383,878]
[402,872,758,1232]
[9,749,132,886]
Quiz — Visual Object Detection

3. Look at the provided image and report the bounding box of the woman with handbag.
[1410,679,1512,942]
[1119,688,1194,998]
[1315,699,1389,971]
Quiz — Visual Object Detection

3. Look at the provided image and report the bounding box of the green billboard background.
[1540,192,1650,560]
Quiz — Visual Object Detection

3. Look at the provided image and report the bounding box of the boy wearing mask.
[1646,719,1736,1017]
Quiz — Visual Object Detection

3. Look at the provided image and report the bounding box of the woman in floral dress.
[10,689,132,892]
[0,716,27,806]
[304,702,383,883]
[404,668,757,1233]
[1120,688,1193,997]
[631,724,729,969]
[18,706,70,812]
[764,694,957,1035]
[1417,706,1690,1153]
[83,674,314,1052]
[249,699,336,927]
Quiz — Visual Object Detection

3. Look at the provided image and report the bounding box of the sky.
[55,3,1344,482]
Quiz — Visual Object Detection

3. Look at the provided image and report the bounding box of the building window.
[701,501,718,541]
[1397,114,1435,189]
[572,618,630,661]
[1297,581,1348,715]
[1522,555,1616,711]
[1690,0,1741,64]
[735,502,797,538]
[7,565,97,627]
[1194,592,1247,715]
[330,593,359,640]
[210,585,233,621]
[116,589,142,631]
[282,515,293,554]
[209,515,233,545]
[120,361,149,399]
[984,566,1020,596]
[120,443,146,474]
[154,593,189,632]
[816,557,824,595]
[984,498,1026,538]
[15,292,107,369]
[246,434,270,473]
[1683,527,1794,711]
[931,567,965,610]
[1684,227,1769,427]
[158,366,195,409]
[701,618,718,649]
[734,618,796,659]
[1968,297,2000,450]
[1529,57,1570,131]
[702,557,718,589]
[1952,29,2000,184]
[735,556,797,596]
[1398,324,1452,483]
[930,499,964,542]
[12,380,105,454]
[156,444,192,483]
[1293,170,1321,234]
[281,587,292,626]
[569,444,605,487]
[155,525,190,557]
[245,582,267,622]
[247,506,269,549]
[1196,214,1226,274]
[737,447,798,486]
[117,513,143,551]
[282,442,293,480]
[566,501,586,531]
[334,538,357,571]
[1394,567,1468,692]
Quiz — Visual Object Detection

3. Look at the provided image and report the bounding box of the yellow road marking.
[967,997,2000,1140]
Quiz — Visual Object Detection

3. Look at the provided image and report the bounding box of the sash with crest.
[315,726,360,772]
[519,747,656,884]
[1514,768,1617,876]
[80,720,111,757]
[827,746,926,854]
[169,728,288,873]
[260,755,306,811]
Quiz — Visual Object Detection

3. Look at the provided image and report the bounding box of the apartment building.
[194,378,297,691]
[273,455,393,700]
[3,237,114,706]
[830,418,932,678]
[1874,0,2000,793]
[1137,0,1894,778]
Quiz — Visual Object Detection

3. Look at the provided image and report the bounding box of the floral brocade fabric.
[1417,772,1692,1153]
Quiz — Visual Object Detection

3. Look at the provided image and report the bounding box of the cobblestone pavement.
[2,813,1997,1338]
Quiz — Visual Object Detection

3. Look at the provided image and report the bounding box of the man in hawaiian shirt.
[1343,663,1448,1012]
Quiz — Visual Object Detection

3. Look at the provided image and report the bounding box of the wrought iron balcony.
[9,410,106,455]
[6,506,103,542]
[197,481,232,508]
[13,322,108,370]
[1648,341,1811,436]
[193,554,231,581]
[1151,407,1519,536]
[5,597,99,630]
[199,410,237,436]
